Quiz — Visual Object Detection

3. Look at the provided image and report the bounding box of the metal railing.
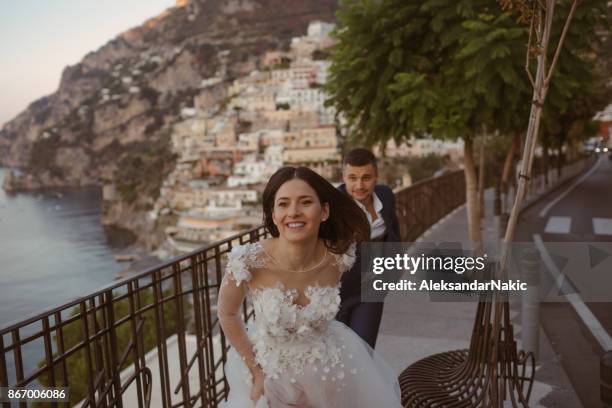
[395,170,466,241]
[0,170,466,407]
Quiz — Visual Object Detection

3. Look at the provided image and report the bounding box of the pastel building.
[227,157,268,187]
[283,127,339,163]
[307,21,335,38]
[264,145,284,170]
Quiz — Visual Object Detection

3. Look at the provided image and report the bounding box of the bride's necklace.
[264,244,328,273]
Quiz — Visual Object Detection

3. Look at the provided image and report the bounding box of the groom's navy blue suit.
[336,184,400,348]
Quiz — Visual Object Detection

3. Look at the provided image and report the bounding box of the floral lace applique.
[330,242,357,273]
[248,283,343,379]
[224,242,267,286]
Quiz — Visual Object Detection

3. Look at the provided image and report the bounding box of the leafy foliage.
[28,133,65,178]
[37,288,182,406]
[498,0,539,24]
[115,130,177,207]
[379,154,448,186]
[539,0,609,150]
[325,0,532,147]
[326,0,607,149]
[312,49,330,60]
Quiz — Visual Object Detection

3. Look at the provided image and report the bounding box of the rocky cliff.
[1,0,336,176]
[0,0,337,248]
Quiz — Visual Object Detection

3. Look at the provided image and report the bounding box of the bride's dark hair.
[262,166,370,254]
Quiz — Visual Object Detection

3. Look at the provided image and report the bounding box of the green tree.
[495,0,607,249]
[538,0,609,170]
[326,0,607,245]
[379,154,447,186]
[326,0,532,246]
[115,129,177,208]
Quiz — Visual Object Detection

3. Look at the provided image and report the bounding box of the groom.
[337,148,400,348]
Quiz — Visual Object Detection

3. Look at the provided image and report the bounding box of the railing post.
[603,351,612,408]
[538,173,544,195]
[498,213,509,244]
[0,335,8,408]
[172,262,191,407]
[494,184,501,217]
[493,185,502,256]
[105,290,124,408]
[521,248,541,360]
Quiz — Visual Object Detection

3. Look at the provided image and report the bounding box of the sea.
[0,167,129,382]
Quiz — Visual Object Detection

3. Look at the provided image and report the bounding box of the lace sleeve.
[217,244,259,375]
[332,242,357,274]
[225,243,255,286]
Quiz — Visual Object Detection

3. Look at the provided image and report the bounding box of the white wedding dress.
[218,241,402,407]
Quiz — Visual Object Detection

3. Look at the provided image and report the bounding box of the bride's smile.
[271,178,329,244]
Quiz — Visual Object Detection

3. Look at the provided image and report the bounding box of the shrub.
[114,132,177,206]
[37,288,183,406]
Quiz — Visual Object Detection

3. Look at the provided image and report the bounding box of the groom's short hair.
[343,148,377,170]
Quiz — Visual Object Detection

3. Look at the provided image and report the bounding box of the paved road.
[515,155,612,408]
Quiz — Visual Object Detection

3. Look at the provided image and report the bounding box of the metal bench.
[398,300,536,407]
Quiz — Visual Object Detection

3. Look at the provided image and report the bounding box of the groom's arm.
[379,185,401,241]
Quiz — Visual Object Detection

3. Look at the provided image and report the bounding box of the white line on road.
[593,218,612,236]
[538,158,602,218]
[544,216,572,234]
[533,233,612,350]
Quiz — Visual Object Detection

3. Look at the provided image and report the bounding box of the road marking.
[593,218,612,236]
[533,234,612,350]
[544,216,571,234]
[538,158,602,217]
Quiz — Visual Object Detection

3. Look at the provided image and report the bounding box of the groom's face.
[343,163,377,205]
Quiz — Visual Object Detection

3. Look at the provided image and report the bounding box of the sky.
[0,0,176,127]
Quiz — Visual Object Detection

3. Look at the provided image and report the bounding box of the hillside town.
[134,21,464,254]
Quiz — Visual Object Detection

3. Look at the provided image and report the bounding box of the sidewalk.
[377,188,583,408]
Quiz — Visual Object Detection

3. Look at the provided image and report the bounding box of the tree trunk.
[500,132,519,193]
[489,1,578,404]
[542,140,550,186]
[464,137,482,250]
[478,135,486,219]
[503,0,562,246]
[500,132,520,213]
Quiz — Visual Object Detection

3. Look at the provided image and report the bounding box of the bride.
[218,166,402,407]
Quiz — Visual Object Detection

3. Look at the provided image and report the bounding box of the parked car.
[594,143,609,154]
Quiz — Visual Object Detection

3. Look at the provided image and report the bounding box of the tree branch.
[525,8,537,88]
[535,5,544,44]
[544,0,580,87]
